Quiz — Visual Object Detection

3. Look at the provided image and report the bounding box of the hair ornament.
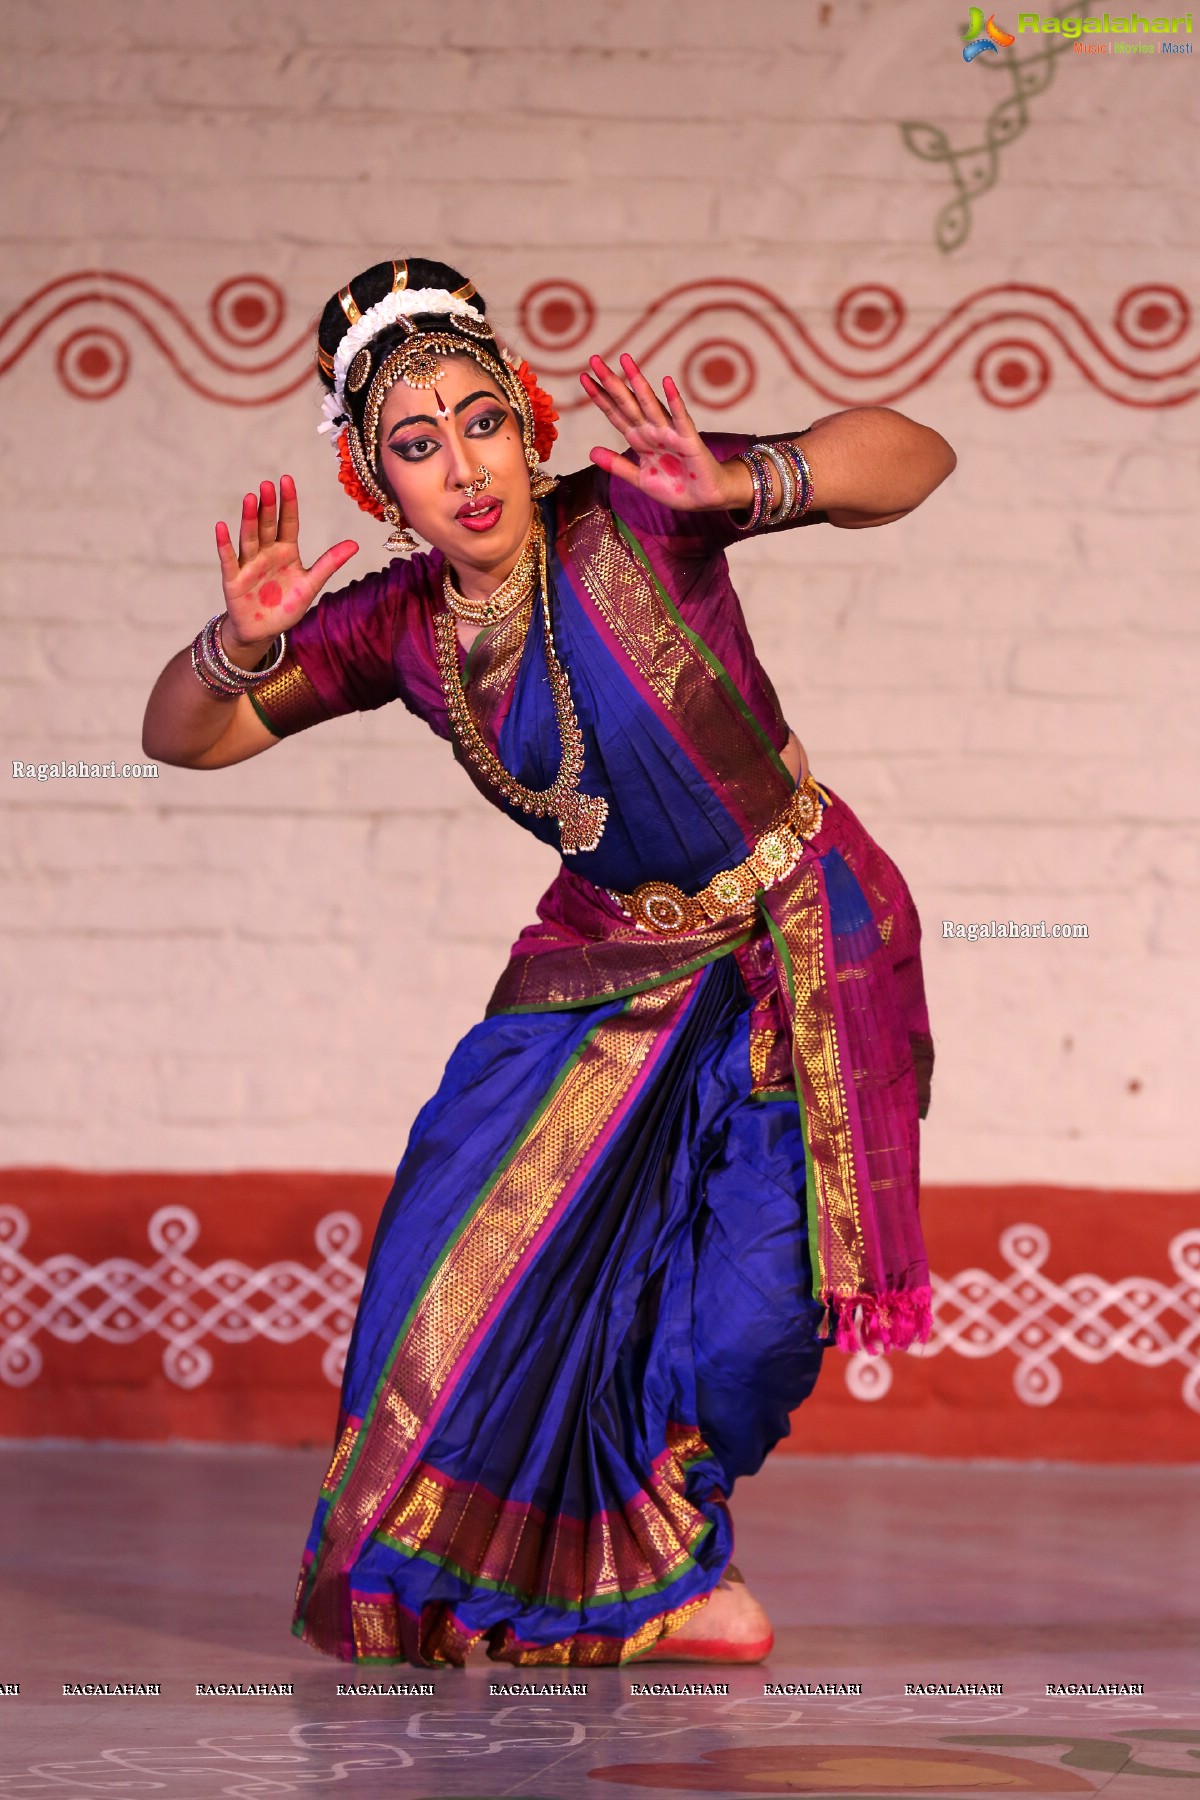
[326,288,492,418]
[346,346,372,393]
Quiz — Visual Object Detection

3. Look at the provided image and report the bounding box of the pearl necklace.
[434,510,609,857]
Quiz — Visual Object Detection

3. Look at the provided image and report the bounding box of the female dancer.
[143,256,954,1668]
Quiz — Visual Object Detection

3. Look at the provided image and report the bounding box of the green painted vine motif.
[901,1,1097,253]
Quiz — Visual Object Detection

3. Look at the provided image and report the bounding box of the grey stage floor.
[0,1445,1197,1797]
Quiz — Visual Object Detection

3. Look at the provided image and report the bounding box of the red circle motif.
[539,298,575,336]
[1114,283,1189,350]
[232,294,267,329]
[209,275,285,348]
[681,338,755,410]
[56,328,130,400]
[517,279,595,351]
[834,284,905,350]
[973,340,1051,408]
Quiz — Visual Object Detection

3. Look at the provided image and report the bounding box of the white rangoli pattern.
[843,1223,1200,1408]
[0,1204,361,1392]
[1,1207,1198,1409]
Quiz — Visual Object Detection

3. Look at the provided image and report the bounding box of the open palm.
[581,353,732,513]
[215,474,358,648]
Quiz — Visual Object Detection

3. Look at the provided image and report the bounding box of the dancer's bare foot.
[636,1565,774,1663]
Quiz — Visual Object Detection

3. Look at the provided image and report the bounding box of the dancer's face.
[376,353,533,574]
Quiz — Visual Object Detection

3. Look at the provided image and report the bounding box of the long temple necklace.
[435,510,609,856]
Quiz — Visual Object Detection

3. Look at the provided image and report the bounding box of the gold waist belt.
[612,775,829,936]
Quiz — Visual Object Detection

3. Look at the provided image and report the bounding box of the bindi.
[434,387,450,419]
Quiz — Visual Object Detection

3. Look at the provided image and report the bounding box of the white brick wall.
[1,0,1196,1184]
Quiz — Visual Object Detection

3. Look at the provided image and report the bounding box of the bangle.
[190,637,240,701]
[729,447,772,532]
[190,613,288,699]
[774,439,815,520]
[729,440,815,532]
[755,442,797,525]
[209,613,287,683]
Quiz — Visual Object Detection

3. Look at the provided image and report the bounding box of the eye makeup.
[388,407,508,462]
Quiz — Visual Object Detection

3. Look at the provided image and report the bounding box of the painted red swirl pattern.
[1,272,1194,410]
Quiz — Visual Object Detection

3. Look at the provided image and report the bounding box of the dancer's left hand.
[581,353,737,513]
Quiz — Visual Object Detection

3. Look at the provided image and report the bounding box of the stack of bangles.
[190,612,289,701]
[730,438,814,532]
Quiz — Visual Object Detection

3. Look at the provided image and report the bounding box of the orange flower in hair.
[335,428,388,522]
[512,358,559,461]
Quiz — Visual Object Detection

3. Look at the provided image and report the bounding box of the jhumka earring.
[383,505,420,557]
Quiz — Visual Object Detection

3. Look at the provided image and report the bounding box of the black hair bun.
[316,257,484,390]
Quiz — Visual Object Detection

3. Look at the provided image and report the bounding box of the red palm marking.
[644,451,685,495]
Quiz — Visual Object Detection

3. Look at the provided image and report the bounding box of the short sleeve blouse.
[248,428,816,741]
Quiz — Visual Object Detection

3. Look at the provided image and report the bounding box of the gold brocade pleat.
[314,1422,714,1613]
[757,870,875,1311]
[296,977,698,1658]
[486,848,879,1315]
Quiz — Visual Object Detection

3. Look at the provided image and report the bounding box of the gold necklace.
[435,511,609,857]
[442,520,539,626]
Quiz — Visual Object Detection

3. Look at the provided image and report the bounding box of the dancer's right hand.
[215,474,358,650]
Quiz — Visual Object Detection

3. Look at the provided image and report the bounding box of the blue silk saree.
[250,432,935,1666]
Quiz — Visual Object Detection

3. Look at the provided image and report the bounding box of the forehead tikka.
[363,335,533,457]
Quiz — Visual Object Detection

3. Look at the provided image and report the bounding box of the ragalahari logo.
[962,8,1017,56]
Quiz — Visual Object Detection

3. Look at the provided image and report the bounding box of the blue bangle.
[730,448,771,531]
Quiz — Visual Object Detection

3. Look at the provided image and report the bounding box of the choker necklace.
[443,519,539,625]
[434,510,609,857]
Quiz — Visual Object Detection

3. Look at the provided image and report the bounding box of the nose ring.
[462,464,493,500]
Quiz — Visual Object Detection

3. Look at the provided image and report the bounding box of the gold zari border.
[558,497,793,838]
[763,869,870,1303]
[298,979,696,1654]
[345,1589,709,1668]
[494,1594,709,1667]
[321,1419,359,1497]
[373,1421,711,1608]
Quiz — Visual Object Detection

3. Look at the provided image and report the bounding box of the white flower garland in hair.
[316,288,489,441]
